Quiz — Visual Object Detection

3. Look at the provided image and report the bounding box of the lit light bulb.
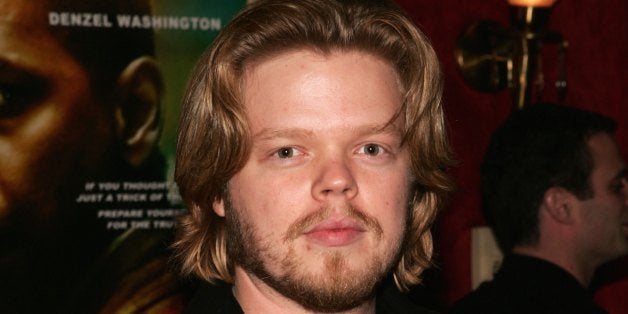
[508,0,555,7]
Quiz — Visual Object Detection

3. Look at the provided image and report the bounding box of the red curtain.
[394,0,628,312]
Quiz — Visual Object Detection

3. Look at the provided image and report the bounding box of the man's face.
[0,1,116,250]
[217,50,411,311]
[575,133,628,265]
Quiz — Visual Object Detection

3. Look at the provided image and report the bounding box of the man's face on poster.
[0,0,118,252]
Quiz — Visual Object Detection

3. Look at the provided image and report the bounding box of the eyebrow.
[0,58,43,82]
[613,168,628,181]
[252,122,402,142]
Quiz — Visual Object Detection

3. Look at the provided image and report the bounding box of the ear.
[541,187,576,225]
[113,56,163,167]
[213,198,226,217]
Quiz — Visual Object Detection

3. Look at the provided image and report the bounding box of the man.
[173,0,454,313]
[450,104,628,314]
[0,0,180,312]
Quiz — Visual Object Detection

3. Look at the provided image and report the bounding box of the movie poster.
[0,1,246,312]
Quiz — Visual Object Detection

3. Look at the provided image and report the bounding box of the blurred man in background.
[451,104,628,314]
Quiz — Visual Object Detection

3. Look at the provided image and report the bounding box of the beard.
[224,196,407,312]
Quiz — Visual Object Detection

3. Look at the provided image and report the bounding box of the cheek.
[0,108,98,222]
[1,106,74,194]
[595,197,625,222]
[232,162,311,202]
[229,172,306,232]
[3,96,114,184]
[49,63,117,170]
[38,109,112,176]
[363,173,410,233]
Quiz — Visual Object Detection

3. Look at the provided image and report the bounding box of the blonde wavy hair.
[174,0,454,291]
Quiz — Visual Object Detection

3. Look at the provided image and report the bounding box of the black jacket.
[449,254,606,314]
[185,278,438,314]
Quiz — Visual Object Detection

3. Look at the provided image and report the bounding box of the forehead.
[0,0,82,79]
[588,133,625,179]
[0,0,51,46]
[242,48,400,89]
[241,49,404,140]
[242,49,402,122]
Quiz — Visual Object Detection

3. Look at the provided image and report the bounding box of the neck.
[232,266,376,314]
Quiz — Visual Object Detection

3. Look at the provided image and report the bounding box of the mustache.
[283,205,383,242]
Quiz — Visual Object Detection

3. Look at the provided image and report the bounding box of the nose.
[311,156,358,202]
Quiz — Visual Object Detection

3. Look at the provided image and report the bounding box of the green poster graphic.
[0,1,245,312]
[153,1,246,177]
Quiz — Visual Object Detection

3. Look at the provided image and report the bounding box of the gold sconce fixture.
[455,0,568,109]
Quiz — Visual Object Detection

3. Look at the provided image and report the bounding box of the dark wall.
[395,0,628,312]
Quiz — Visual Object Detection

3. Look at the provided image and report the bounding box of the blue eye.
[277,147,294,158]
[363,144,382,156]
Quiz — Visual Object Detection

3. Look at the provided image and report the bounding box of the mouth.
[303,218,366,247]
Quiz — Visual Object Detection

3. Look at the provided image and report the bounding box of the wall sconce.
[455,0,568,109]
